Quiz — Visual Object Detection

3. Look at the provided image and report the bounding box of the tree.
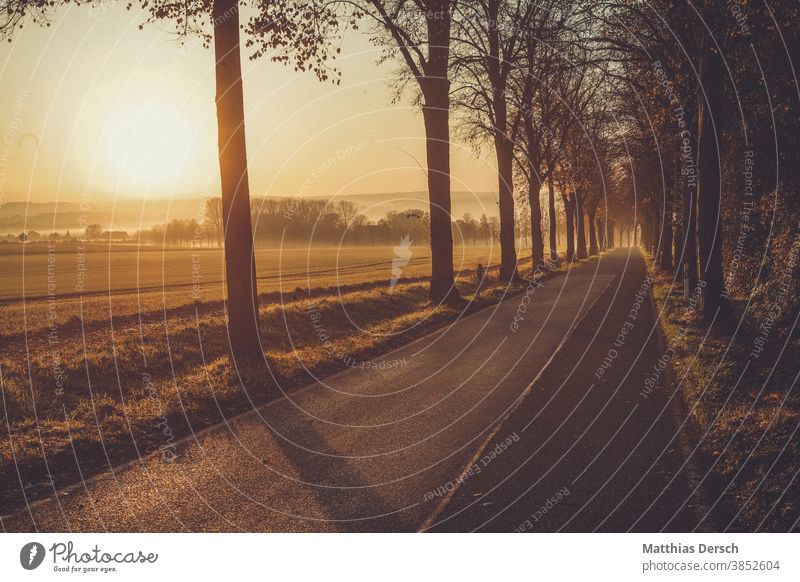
[479,213,492,244]
[451,0,544,282]
[84,224,105,240]
[574,188,587,259]
[208,0,262,361]
[358,0,460,303]
[461,212,478,245]
[577,101,614,257]
[559,80,607,262]
[204,197,224,247]
[694,1,731,323]
[337,200,359,227]
[513,6,596,268]
[1,0,343,365]
[488,215,501,242]
[512,15,557,270]
[520,77,546,269]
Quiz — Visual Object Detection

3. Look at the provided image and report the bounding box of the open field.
[0,242,507,301]
[0,242,513,335]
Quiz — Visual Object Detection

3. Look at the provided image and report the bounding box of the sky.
[0,4,498,205]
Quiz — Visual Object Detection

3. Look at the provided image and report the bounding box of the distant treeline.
[6,196,579,249]
[129,197,505,248]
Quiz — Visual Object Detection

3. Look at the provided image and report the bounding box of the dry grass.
[0,243,569,513]
[0,243,505,334]
[648,262,800,531]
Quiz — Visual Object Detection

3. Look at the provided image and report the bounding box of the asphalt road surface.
[2,248,712,532]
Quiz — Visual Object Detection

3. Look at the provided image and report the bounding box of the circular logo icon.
[20,542,46,570]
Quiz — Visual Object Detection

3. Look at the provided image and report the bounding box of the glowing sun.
[99,101,207,192]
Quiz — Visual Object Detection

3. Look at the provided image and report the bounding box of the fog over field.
[0,191,500,234]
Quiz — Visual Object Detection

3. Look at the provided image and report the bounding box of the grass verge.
[647,260,800,531]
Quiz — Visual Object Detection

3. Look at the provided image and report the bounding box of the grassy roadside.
[0,255,589,514]
[646,259,800,532]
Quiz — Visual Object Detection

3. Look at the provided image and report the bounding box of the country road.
[1,248,711,532]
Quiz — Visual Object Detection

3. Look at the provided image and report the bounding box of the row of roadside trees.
[3,0,796,363]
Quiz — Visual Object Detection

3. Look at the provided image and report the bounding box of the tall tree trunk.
[521,36,544,272]
[588,206,598,255]
[653,205,659,258]
[608,220,615,249]
[696,7,730,322]
[214,0,261,364]
[495,122,518,281]
[673,140,683,268]
[671,0,698,291]
[642,220,648,252]
[651,204,658,257]
[575,189,588,259]
[564,192,576,261]
[487,0,517,282]
[547,177,559,266]
[683,181,698,291]
[421,7,458,303]
[527,173,545,270]
[601,219,607,250]
[658,191,674,270]
[523,112,545,270]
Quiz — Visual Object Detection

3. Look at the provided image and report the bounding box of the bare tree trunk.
[421,8,458,304]
[696,7,730,322]
[650,205,658,257]
[653,205,659,258]
[588,206,598,255]
[523,101,545,270]
[527,173,545,270]
[485,0,517,282]
[565,192,576,261]
[547,177,559,266]
[214,0,261,364]
[673,140,683,268]
[496,122,518,281]
[575,189,588,259]
[601,219,607,250]
[658,191,674,270]
[683,164,698,292]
